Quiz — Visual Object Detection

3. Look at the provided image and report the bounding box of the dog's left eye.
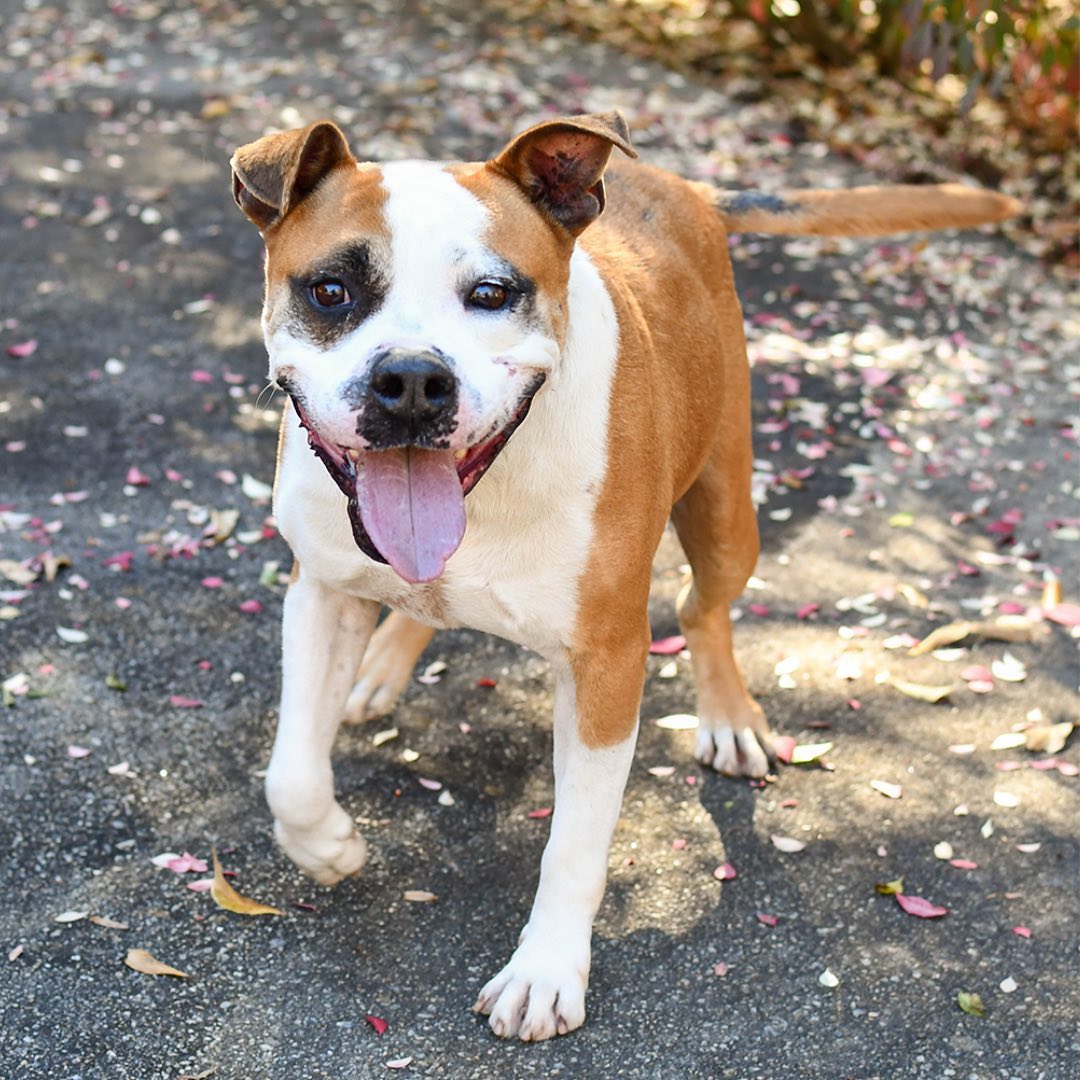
[467,281,509,311]
[310,279,351,308]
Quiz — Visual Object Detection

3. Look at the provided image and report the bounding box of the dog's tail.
[700,183,1020,237]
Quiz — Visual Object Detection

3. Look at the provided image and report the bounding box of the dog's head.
[231,113,635,583]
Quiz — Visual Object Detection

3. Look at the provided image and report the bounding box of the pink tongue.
[355,447,466,583]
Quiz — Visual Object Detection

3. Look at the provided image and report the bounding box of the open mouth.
[288,384,540,583]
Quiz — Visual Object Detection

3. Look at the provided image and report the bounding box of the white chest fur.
[274,247,619,658]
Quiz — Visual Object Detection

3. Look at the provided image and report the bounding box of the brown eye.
[467,281,509,311]
[311,279,350,308]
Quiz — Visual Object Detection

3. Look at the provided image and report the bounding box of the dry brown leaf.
[206,508,239,545]
[909,617,1037,657]
[41,553,71,582]
[1040,575,1062,609]
[89,915,130,930]
[882,675,954,703]
[124,947,189,978]
[1024,722,1074,755]
[209,848,283,917]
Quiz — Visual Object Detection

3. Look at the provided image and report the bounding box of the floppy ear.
[231,120,355,230]
[488,112,637,236]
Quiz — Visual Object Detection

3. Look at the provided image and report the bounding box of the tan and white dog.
[230,113,1016,1041]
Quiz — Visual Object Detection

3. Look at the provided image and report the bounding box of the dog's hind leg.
[671,452,773,778]
[343,611,435,723]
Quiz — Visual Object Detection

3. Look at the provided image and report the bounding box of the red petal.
[364,1015,388,1035]
[527,807,553,819]
[756,912,779,927]
[168,695,204,708]
[476,678,497,688]
[895,893,948,918]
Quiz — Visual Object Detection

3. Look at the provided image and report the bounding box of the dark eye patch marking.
[287,239,389,348]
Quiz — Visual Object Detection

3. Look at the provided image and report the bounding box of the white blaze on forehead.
[379,161,492,320]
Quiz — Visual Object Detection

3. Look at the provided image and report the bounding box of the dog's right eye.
[310,279,351,308]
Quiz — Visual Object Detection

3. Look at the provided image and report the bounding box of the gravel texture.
[1,2,1077,1078]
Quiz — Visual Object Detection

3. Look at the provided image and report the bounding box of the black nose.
[361,347,458,444]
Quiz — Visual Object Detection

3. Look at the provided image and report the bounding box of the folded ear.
[231,120,355,230]
[489,112,637,236]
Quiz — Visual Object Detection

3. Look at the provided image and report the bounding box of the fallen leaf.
[654,713,698,730]
[790,741,833,765]
[105,674,127,692]
[957,991,985,1018]
[89,915,130,930]
[403,890,437,903]
[908,618,1037,656]
[875,876,904,896]
[990,732,1027,750]
[372,727,398,747]
[770,834,806,853]
[772,734,796,764]
[124,947,189,979]
[881,675,953,703]
[54,910,89,924]
[0,559,37,585]
[896,893,948,918]
[1024,722,1073,754]
[870,780,902,799]
[209,849,282,916]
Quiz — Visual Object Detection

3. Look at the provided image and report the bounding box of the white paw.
[273,802,368,885]
[473,934,589,1041]
[696,722,773,778]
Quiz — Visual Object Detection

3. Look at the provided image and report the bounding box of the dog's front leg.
[475,640,646,1041]
[266,572,379,885]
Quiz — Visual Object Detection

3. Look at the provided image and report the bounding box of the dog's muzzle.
[354,346,458,449]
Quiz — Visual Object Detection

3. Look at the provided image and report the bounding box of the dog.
[229,112,1017,1041]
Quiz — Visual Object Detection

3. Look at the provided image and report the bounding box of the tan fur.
[703,181,1021,237]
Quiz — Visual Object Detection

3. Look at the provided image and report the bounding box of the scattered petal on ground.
[896,894,948,919]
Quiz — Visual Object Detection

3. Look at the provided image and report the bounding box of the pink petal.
[960,665,994,683]
[748,603,770,617]
[125,466,150,486]
[756,912,779,927]
[949,859,979,870]
[895,893,948,918]
[186,878,214,892]
[6,339,38,358]
[238,599,263,613]
[168,695,204,709]
[527,807,553,819]
[713,862,737,881]
[1044,603,1080,627]
[365,1015,388,1035]
[190,369,214,383]
[712,961,729,977]
[417,777,442,791]
[772,734,795,765]
[796,602,820,619]
[1012,925,1031,938]
[67,744,92,758]
[201,576,224,589]
[671,838,687,850]
[649,634,686,655]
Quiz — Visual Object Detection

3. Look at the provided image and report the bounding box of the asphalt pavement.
[1,2,1077,1078]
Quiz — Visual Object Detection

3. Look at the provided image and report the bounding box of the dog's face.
[232,114,634,583]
